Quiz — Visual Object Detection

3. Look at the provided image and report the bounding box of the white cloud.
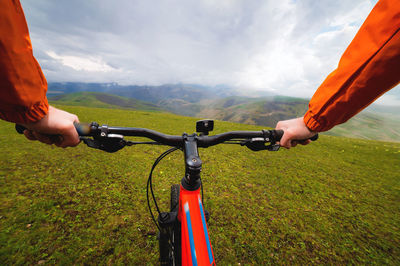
[21,0,394,101]
[46,51,116,72]
[374,94,400,106]
[329,0,376,27]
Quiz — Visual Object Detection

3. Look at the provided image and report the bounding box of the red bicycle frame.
[178,185,215,265]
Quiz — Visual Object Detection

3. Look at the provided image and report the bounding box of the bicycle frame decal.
[198,195,213,265]
[184,202,198,266]
[179,186,215,266]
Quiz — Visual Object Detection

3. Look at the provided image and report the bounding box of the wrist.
[303,112,321,133]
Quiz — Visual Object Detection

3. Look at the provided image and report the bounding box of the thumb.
[279,131,293,149]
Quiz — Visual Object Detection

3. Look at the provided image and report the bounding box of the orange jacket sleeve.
[304,0,400,132]
[0,0,48,124]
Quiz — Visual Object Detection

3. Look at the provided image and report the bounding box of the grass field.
[1,105,399,265]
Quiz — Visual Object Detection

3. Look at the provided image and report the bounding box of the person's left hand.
[22,106,80,148]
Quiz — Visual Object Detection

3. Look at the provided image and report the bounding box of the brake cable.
[146,147,181,232]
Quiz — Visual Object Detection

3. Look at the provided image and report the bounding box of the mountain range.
[48,82,400,142]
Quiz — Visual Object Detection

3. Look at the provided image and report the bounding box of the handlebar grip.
[15,124,64,143]
[16,123,84,135]
[15,124,26,134]
[272,129,318,142]
[272,129,284,141]
[309,134,318,141]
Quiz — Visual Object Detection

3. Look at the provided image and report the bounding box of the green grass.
[1,105,399,264]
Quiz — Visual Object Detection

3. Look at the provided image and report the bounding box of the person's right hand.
[22,106,80,148]
[275,117,317,149]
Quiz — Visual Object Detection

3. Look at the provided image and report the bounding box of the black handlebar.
[15,121,318,152]
[76,122,284,148]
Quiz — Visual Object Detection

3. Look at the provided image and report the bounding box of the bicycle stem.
[182,133,202,191]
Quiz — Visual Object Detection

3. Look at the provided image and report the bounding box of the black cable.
[146,147,180,232]
[222,141,243,144]
[147,149,173,230]
[146,172,161,232]
[151,148,179,214]
[200,177,204,207]
[126,141,164,146]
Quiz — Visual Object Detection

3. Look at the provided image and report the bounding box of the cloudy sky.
[20,0,399,104]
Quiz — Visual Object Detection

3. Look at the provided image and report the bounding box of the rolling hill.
[197,96,309,126]
[47,82,240,102]
[49,92,311,127]
[48,85,400,142]
[49,91,309,123]
[326,111,400,142]
[49,92,162,112]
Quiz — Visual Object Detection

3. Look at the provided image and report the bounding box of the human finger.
[32,131,54,145]
[291,140,298,147]
[279,131,293,149]
[299,139,311,145]
[23,130,37,141]
[57,121,80,148]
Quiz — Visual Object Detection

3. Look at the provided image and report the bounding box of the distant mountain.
[197,96,309,127]
[49,85,309,126]
[49,92,162,112]
[367,104,400,116]
[327,108,400,142]
[50,90,308,129]
[47,82,240,103]
[48,82,400,142]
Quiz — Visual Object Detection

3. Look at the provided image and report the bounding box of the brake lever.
[241,138,280,151]
[242,133,319,152]
[81,135,127,153]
